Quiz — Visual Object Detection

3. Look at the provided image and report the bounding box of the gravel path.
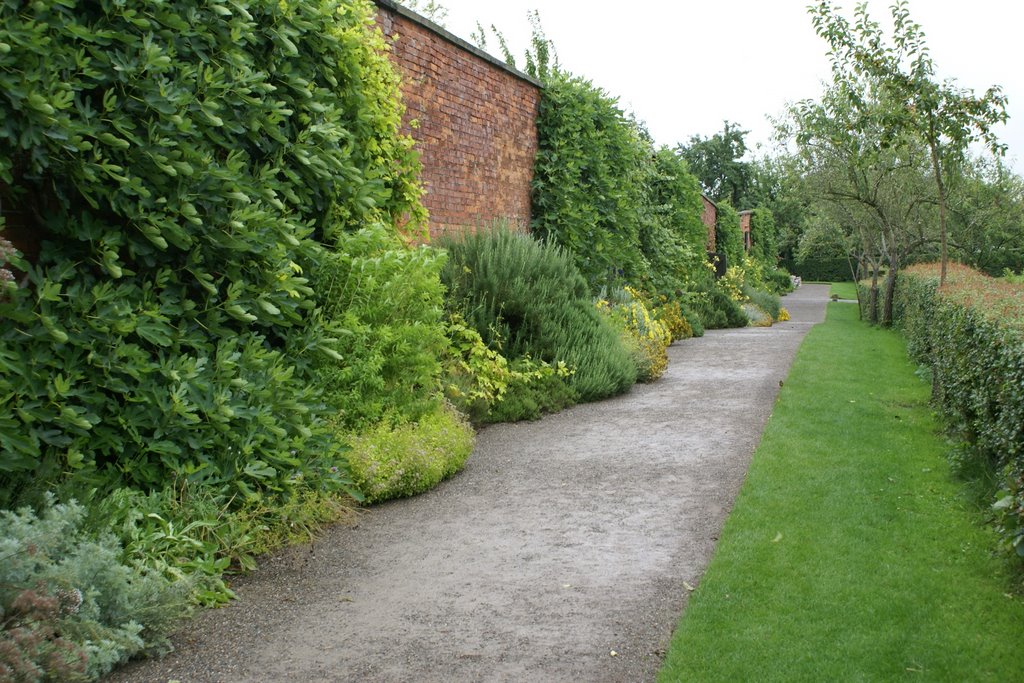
[109,284,830,683]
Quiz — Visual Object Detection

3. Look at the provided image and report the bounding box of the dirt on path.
[109,284,830,683]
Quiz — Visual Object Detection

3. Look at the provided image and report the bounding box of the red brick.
[376,5,540,240]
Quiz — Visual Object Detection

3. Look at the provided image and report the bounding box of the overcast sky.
[421,0,1022,171]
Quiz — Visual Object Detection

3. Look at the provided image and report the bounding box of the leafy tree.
[794,218,855,282]
[787,84,940,323]
[746,155,812,265]
[948,158,1024,276]
[676,121,753,207]
[399,0,449,26]
[809,0,1008,285]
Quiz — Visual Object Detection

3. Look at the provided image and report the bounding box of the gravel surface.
[108,284,829,683]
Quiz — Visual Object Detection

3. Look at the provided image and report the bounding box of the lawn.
[658,303,1024,682]
[829,281,858,299]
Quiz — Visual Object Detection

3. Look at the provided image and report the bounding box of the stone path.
[110,284,830,683]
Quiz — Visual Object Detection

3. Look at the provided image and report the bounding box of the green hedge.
[0,0,422,504]
[794,254,850,282]
[893,263,1024,556]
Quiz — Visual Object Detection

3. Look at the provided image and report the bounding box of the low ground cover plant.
[344,402,474,504]
[0,498,187,681]
[660,303,1024,681]
[894,263,1024,557]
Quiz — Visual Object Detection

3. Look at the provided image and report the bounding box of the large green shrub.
[440,227,636,402]
[640,148,707,295]
[748,207,779,264]
[893,263,1024,557]
[0,0,422,503]
[313,225,447,430]
[688,280,749,330]
[530,75,709,299]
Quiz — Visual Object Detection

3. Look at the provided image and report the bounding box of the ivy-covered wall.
[375,1,542,239]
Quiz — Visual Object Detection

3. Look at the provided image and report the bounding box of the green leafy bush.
[483,357,577,423]
[442,317,576,424]
[742,285,782,321]
[345,403,474,504]
[766,265,796,294]
[442,314,515,423]
[715,201,744,268]
[440,227,636,401]
[640,148,708,296]
[747,207,779,265]
[0,0,421,505]
[313,225,447,430]
[597,287,672,383]
[893,263,1024,557]
[688,281,749,330]
[0,497,187,681]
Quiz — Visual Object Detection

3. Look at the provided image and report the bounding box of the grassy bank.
[659,303,1024,681]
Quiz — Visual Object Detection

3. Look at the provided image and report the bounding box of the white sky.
[425,0,1022,171]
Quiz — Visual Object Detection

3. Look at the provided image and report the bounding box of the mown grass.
[829,281,858,299]
[658,303,1024,682]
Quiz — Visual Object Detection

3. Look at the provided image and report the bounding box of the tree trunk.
[882,252,898,327]
[928,120,949,286]
[866,263,880,324]
[850,253,863,320]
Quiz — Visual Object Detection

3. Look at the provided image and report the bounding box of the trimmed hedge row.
[893,263,1024,556]
[793,254,850,282]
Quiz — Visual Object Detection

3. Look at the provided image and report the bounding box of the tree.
[786,85,940,323]
[745,155,811,266]
[400,0,449,27]
[948,158,1024,276]
[676,121,752,207]
[809,0,1008,285]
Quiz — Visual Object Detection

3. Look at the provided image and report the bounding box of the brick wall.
[375,1,541,239]
[701,194,717,252]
